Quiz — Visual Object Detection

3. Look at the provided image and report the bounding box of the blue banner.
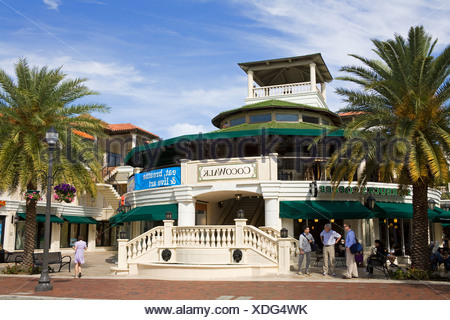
[133,167,181,191]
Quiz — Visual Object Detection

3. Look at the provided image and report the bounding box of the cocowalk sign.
[198,162,258,182]
[129,167,181,191]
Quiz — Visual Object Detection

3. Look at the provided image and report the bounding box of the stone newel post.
[234,218,247,247]
[117,239,128,270]
[163,219,174,246]
[278,237,291,274]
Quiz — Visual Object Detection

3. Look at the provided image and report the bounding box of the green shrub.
[1,264,41,275]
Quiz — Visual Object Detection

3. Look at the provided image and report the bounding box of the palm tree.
[326,26,449,270]
[0,58,109,266]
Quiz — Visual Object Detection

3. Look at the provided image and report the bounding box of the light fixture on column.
[280,228,288,238]
[165,211,173,220]
[365,194,375,210]
[309,181,317,197]
[237,209,245,219]
[428,198,437,211]
[11,211,20,225]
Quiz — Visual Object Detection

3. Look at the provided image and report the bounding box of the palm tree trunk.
[411,180,430,270]
[23,197,37,267]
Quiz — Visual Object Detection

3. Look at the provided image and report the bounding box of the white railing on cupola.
[252,82,321,98]
[117,219,293,274]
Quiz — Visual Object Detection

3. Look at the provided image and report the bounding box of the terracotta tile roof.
[338,111,365,117]
[72,129,95,140]
[106,123,159,139]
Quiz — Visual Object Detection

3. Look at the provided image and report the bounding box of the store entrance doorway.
[294,219,344,250]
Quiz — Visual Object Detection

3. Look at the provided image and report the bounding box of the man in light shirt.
[320,223,341,276]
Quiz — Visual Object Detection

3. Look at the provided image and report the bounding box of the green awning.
[280,201,374,220]
[18,212,64,224]
[374,202,445,220]
[432,207,450,223]
[442,223,450,227]
[110,204,178,225]
[62,215,98,224]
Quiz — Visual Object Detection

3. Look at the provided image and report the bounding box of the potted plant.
[53,183,77,203]
[25,190,42,202]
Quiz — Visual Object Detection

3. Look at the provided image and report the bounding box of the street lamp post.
[35,127,58,292]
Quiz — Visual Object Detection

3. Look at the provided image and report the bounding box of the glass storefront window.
[15,221,51,250]
[379,218,410,256]
[96,222,115,247]
[60,222,88,248]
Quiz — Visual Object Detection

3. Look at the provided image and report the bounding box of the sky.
[0,0,449,139]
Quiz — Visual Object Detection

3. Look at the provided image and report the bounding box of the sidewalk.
[1,251,449,300]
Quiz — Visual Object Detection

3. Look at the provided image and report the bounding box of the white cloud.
[43,0,62,10]
[228,0,450,111]
[166,123,210,137]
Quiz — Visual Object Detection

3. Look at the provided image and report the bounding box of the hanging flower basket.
[25,190,42,202]
[53,183,77,203]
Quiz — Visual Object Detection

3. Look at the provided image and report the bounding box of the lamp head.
[45,127,59,146]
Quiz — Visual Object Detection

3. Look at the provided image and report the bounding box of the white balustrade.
[252,82,312,98]
[173,226,235,248]
[243,225,278,261]
[126,226,164,261]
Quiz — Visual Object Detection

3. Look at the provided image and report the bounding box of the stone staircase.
[96,183,121,210]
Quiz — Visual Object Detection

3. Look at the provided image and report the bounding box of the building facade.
[0,121,159,253]
[118,54,448,272]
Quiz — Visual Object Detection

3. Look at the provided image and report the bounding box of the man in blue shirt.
[343,223,358,279]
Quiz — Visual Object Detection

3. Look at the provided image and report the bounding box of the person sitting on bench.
[366,240,386,274]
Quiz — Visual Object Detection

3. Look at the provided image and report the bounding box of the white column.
[321,82,326,101]
[309,63,317,91]
[178,201,196,226]
[131,133,137,149]
[180,159,190,185]
[247,70,254,98]
[117,239,128,269]
[278,238,291,274]
[50,223,60,251]
[88,224,96,251]
[265,198,281,230]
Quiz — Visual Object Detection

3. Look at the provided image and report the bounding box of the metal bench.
[32,252,71,272]
[13,252,71,272]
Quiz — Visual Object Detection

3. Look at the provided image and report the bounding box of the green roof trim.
[280,201,374,220]
[18,212,64,224]
[110,204,178,225]
[215,121,328,132]
[124,128,344,164]
[62,215,98,224]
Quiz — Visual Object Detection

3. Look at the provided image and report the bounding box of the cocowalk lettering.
[319,185,411,197]
[198,163,257,181]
